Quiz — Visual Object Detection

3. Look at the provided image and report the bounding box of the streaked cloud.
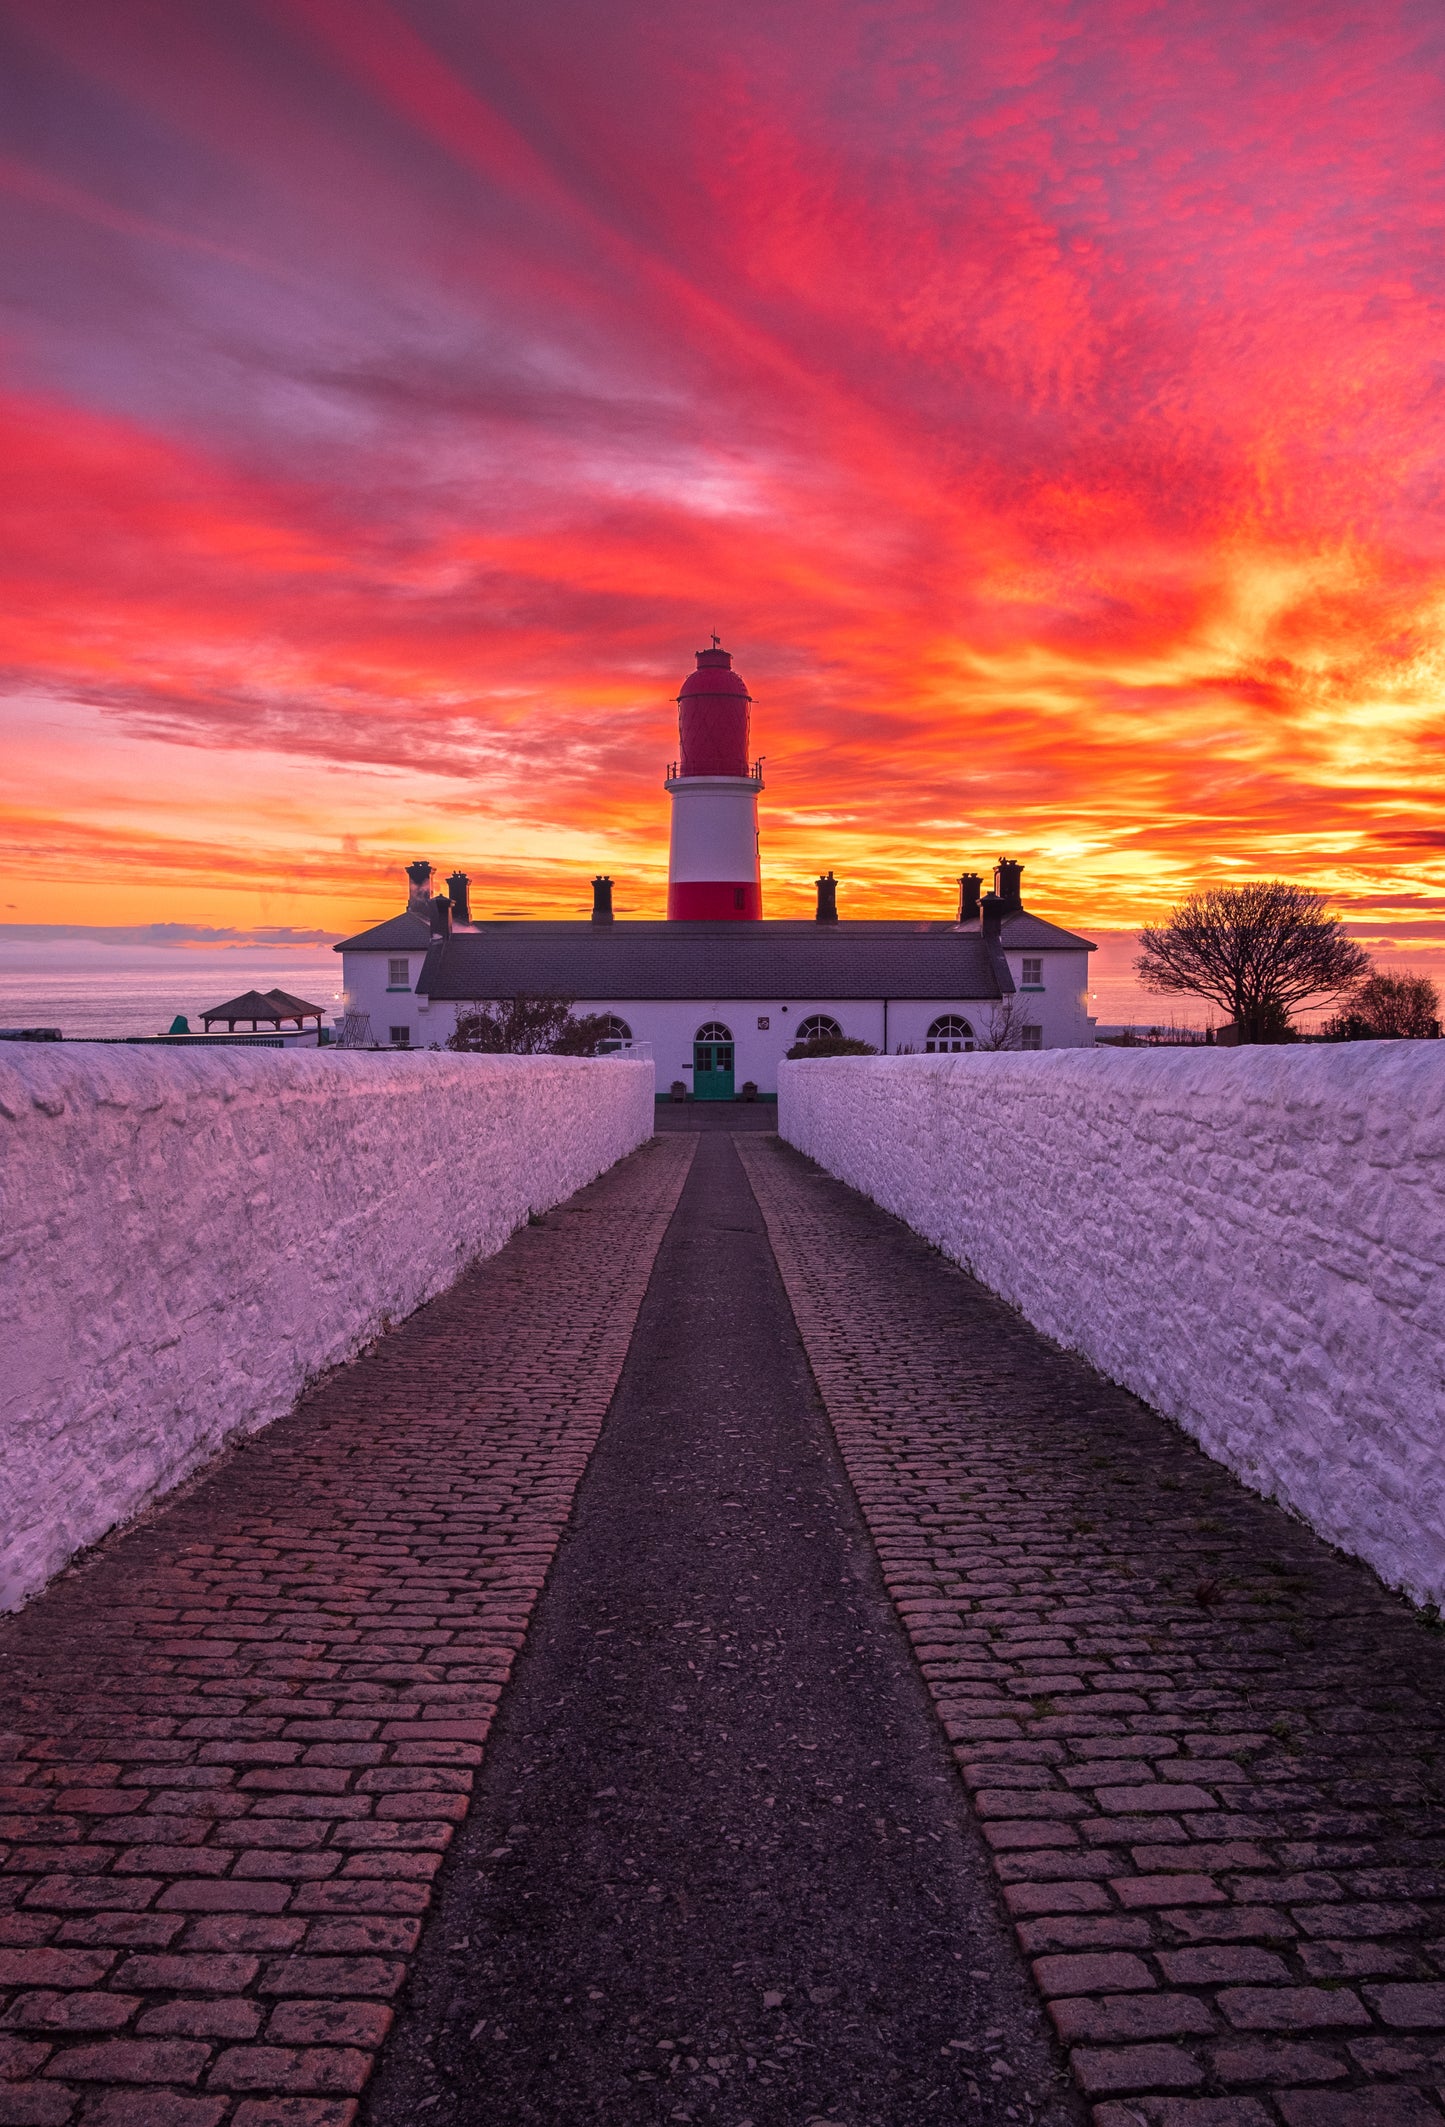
[0,0,1442,967]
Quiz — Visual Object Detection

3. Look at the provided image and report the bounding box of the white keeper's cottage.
[337,643,1096,1093]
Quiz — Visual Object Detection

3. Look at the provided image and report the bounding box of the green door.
[693,1023,735,1100]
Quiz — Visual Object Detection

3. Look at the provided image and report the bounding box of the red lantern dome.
[677,644,751,778]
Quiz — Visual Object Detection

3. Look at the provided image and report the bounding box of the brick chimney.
[981,889,1003,940]
[406,860,433,915]
[591,876,614,925]
[815,871,839,923]
[446,871,471,924]
[429,893,452,940]
[993,859,1023,915]
[957,872,982,922]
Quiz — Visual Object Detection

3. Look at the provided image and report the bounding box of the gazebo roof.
[200,988,324,1028]
[262,988,324,1019]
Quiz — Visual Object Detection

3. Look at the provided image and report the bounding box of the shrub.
[1320,971,1440,1041]
[448,995,616,1055]
[784,1035,879,1059]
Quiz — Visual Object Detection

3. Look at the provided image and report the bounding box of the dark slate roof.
[1000,911,1095,951]
[415,921,1027,1003]
[333,911,433,953]
[338,906,1094,959]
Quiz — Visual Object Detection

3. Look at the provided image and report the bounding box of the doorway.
[693,1021,735,1100]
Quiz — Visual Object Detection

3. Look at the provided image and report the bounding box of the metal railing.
[664,760,765,782]
[595,1040,653,1061]
[57,1034,289,1048]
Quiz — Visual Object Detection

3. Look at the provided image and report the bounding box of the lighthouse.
[665,639,764,919]
[340,632,1100,1070]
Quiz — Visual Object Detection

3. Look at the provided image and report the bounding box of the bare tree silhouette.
[1137,882,1369,1042]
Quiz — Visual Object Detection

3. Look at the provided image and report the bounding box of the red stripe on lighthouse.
[667,880,762,920]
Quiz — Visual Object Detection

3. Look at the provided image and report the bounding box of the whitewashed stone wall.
[1,1047,654,1611]
[781,1047,1445,1609]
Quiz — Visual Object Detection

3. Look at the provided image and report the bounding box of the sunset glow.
[3,0,1445,972]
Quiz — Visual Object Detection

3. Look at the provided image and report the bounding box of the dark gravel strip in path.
[364,1127,1082,2127]
[739,1131,1445,2127]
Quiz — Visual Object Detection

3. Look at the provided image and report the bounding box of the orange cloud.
[0,0,1442,968]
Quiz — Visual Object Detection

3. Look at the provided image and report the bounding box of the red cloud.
[0,0,1443,943]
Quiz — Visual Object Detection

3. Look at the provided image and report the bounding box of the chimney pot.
[815,871,839,923]
[446,871,471,925]
[958,872,982,923]
[993,858,1023,915]
[429,893,452,940]
[981,889,1003,941]
[406,860,433,915]
[591,875,615,925]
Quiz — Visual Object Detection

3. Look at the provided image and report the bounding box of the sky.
[2,0,1445,976]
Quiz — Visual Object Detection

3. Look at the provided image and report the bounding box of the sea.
[0,938,345,1040]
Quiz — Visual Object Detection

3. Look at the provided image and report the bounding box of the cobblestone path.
[739,1132,1445,2127]
[8,1117,1445,2127]
[364,1126,1080,2127]
[0,1133,692,2127]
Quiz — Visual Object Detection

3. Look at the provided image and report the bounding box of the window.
[389,1026,411,1047]
[1021,1025,1043,1050]
[925,1014,974,1053]
[596,1014,633,1054]
[1021,956,1043,989]
[387,958,410,990]
[796,1014,842,1042]
[733,887,745,909]
[694,1020,734,1077]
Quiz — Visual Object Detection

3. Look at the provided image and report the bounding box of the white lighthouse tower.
[665,639,763,919]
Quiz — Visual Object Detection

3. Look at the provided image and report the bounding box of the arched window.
[926,1014,974,1052]
[595,1014,633,1054]
[696,1020,733,1042]
[796,1014,842,1042]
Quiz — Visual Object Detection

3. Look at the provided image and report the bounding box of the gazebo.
[200,988,325,1034]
